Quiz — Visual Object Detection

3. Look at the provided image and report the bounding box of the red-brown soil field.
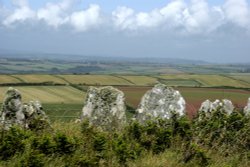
[116,86,250,118]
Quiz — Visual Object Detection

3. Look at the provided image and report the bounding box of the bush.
[0,126,31,160]
[20,150,45,167]
[0,109,249,167]
[183,143,210,167]
[54,132,77,154]
[32,134,56,154]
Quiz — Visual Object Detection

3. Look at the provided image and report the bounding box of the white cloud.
[224,0,250,27]
[1,0,250,34]
[159,0,186,26]
[37,0,72,28]
[181,0,225,34]
[69,4,102,32]
[12,0,28,7]
[3,0,35,26]
[183,0,211,32]
[112,0,228,34]
[112,6,135,30]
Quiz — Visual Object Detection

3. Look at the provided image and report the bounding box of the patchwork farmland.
[0,74,249,120]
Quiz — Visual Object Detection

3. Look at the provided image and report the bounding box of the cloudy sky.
[0,0,250,63]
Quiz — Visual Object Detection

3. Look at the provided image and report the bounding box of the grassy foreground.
[0,109,249,167]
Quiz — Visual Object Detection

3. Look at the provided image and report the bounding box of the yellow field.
[0,86,84,104]
[12,75,67,84]
[158,74,250,87]
[229,74,250,84]
[119,76,158,86]
[0,75,21,84]
[0,74,249,88]
[57,75,133,85]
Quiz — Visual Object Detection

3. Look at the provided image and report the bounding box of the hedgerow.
[0,108,249,167]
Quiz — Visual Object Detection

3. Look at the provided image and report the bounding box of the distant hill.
[0,49,208,65]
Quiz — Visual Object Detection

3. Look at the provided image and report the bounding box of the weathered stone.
[199,99,234,118]
[136,84,186,123]
[0,87,49,130]
[23,101,49,129]
[0,87,25,130]
[244,98,250,116]
[81,86,126,130]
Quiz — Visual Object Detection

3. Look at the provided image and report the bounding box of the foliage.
[0,126,31,160]
[0,108,249,166]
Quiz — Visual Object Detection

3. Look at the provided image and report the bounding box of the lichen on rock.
[23,101,50,130]
[244,98,250,116]
[0,87,25,130]
[198,99,234,119]
[0,87,49,130]
[81,86,127,130]
[136,84,186,123]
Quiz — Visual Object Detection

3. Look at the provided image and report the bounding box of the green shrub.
[54,132,77,154]
[112,134,141,164]
[0,126,31,160]
[20,150,45,167]
[32,134,56,154]
[183,143,210,167]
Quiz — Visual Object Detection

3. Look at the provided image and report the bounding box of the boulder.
[136,84,186,123]
[23,101,49,129]
[0,87,25,130]
[199,99,234,118]
[81,86,127,130]
[0,87,49,130]
[244,98,250,116]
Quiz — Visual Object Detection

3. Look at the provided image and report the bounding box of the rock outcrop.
[198,99,234,118]
[136,84,186,123]
[23,101,49,129]
[0,88,25,130]
[81,86,126,130]
[0,87,49,130]
[244,98,250,116]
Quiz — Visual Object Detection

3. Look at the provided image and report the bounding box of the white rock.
[136,84,186,123]
[199,99,234,118]
[244,98,250,116]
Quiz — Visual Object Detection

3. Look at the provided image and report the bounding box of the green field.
[228,73,250,84]
[157,74,250,87]
[44,103,83,122]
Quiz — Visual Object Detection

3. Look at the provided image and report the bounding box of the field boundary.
[112,75,136,85]
[9,75,25,83]
[54,75,72,84]
[221,74,250,85]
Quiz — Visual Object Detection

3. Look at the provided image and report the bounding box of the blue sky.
[0,0,250,63]
[2,0,227,10]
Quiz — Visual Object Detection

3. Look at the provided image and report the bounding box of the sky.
[0,0,250,63]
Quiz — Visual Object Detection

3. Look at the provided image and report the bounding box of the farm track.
[221,74,250,85]
[9,75,25,83]
[112,75,136,85]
